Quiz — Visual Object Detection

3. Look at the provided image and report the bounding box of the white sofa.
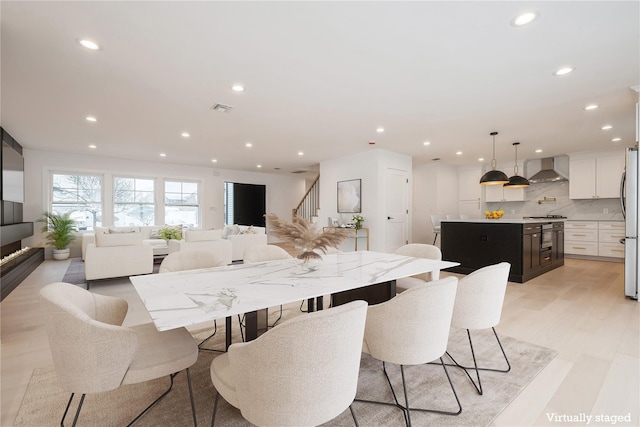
[167,226,267,262]
[81,226,171,260]
[84,231,154,283]
[167,229,233,265]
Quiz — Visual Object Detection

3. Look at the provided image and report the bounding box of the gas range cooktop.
[523,215,567,219]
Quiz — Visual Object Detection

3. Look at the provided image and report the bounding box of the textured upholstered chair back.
[159,250,225,273]
[394,243,442,281]
[228,300,367,426]
[363,276,458,366]
[39,282,138,394]
[451,262,511,330]
[242,244,292,263]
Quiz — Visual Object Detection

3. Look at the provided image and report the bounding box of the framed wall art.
[337,179,361,213]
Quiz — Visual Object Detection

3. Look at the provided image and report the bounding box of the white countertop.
[441,218,566,224]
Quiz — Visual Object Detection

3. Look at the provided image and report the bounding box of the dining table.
[129,250,459,349]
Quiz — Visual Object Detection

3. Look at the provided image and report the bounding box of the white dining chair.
[356,277,461,426]
[446,262,511,395]
[40,282,198,426]
[394,243,442,293]
[210,300,368,426]
[430,215,441,245]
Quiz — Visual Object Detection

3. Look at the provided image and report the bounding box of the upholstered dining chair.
[40,282,198,427]
[243,244,293,328]
[159,250,228,351]
[357,276,461,427]
[210,300,368,427]
[446,262,512,395]
[159,249,227,273]
[393,243,442,293]
[430,215,441,245]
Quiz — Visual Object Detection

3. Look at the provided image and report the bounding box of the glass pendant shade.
[480,131,509,185]
[503,142,530,188]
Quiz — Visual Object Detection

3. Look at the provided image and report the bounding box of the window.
[51,173,102,230]
[113,177,155,226]
[165,180,199,228]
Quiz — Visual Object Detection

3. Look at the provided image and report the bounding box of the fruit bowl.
[485,210,504,219]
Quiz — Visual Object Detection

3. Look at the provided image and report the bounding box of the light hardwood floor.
[1,257,638,426]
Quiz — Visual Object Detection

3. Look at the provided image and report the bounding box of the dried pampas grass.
[265,214,351,253]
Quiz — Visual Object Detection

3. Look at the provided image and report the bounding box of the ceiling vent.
[210,103,233,112]
[291,170,308,174]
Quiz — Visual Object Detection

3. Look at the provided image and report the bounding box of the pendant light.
[479,131,509,185]
[504,142,530,188]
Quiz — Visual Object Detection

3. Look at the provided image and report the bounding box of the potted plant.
[38,211,77,260]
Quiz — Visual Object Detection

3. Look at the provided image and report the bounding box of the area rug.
[14,319,557,427]
[61,258,160,286]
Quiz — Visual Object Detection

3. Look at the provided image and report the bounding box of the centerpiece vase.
[297,250,323,271]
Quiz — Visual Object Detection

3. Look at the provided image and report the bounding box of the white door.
[385,169,409,253]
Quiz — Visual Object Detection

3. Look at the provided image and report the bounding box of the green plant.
[159,226,182,240]
[38,211,77,250]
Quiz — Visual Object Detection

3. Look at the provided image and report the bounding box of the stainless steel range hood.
[528,157,568,183]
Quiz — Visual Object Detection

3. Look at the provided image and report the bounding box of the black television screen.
[2,141,24,203]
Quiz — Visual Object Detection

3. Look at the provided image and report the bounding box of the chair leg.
[60,392,86,427]
[349,404,359,427]
[126,372,177,426]
[211,392,221,427]
[445,327,511,395]
[354,359,461,427]
[186,368,198,426]
[269,305,283,328]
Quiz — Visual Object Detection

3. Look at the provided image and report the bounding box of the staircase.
[292,175,320,222]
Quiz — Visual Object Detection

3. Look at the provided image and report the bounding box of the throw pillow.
[222,224,240,239]
[109,227,139,234]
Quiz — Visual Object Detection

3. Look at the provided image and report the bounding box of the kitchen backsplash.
[486,181,624,221]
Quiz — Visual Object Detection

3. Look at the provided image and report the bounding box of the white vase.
[52,248,70,260]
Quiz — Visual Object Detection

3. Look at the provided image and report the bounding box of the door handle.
[387,216,393,220]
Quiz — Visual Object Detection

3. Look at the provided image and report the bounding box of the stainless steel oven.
[541,223,553,266]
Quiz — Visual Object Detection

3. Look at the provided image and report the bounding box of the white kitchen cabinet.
[569,151,625,199]
[485,184,525,202]
[565,220,625,259]
[458,167,482,217]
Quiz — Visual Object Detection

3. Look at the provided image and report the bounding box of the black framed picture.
[337,179,361,213]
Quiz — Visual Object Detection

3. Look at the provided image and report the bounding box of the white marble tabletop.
[130,251,459,331]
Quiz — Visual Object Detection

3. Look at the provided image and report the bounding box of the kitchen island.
[441,218,564,283]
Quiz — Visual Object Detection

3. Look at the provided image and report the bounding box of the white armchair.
[84,231,154,286]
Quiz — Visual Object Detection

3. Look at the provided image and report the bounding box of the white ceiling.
[2,1,639,177]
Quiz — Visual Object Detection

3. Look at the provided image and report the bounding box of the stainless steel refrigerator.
[621,146,639,300]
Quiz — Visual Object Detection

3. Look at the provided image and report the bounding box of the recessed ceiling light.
[160,153,167,157]
[535,149,543,153]
[211,159,218,163]
[554,67,574,76]
[88,144,97,149]
[456,151,463,155]
[231,84,245,92]
[612,137,622,142]
[423,141,431,146]
[78,39,100,50]
[181,132,190,138]
[256,164,262,168]
[511,11,538,27]
[584,104,599,110]
[245,142,253,148]
[601,125,613,130]
[298,151,304,156]
[85,116,97,122]
[376,127,384,133]
[478,157,484,162]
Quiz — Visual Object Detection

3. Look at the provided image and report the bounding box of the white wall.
[320,149,412,252]
[23,149,306,256]
[412,162,458,244]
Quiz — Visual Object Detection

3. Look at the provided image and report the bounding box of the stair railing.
[292,175,320,221]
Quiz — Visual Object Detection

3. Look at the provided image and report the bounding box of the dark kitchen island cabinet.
[441,219,564,283]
